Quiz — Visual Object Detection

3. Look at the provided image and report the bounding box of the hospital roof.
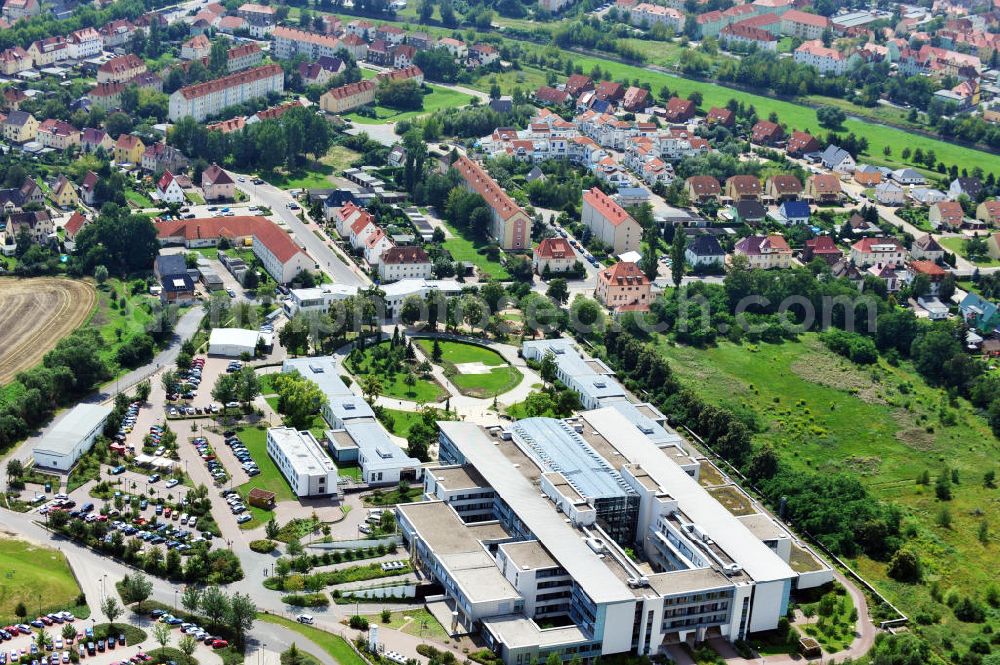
[430,465,490,491]
[580,408,795,583]
[342,421,420,472]
[510,417,634,500]
[438,421,635,604]
[282,357,375,423]
[267,427,337,477]
[500,540,559,571]
[607,401,686,448]
[482,615,589,649]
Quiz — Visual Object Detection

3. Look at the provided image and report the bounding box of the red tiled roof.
[583,187,635,227]
[599,261,648,286]
[727,175,760,193]
[686,175,721,195]
[453,155,526,223]
[64,211,87,237]
[909,260,946,276]
[768,175,802,194]
[851,237,904,252]
[933,201,964,225]
[325,79,377,100]
[202,163,234,186]
[809,174,841,194]
[534,237,576,260]
[381,246,430,265]
[156,215,305,264]
[98,53,145,75]
[177,64,282,101]
[782,9,830,28]
[377,65,422,83]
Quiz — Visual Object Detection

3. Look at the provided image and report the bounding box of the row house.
[765,175,802,202]
[976,201,1000,227]
[168,64,284,121]
[377,65,424,86]
[453,155,530,250]
[36,119,80,150]
[805,173,842,203]
[319,79,377,114]
[97,53,146,84]
[929,200,966,230]
[363,227,394,266]
[67,27,102,59]
[2,0,40,23]
[6,210,53,245]
[725,175,761,201]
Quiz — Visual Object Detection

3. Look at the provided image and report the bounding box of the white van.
[295,614,314,625]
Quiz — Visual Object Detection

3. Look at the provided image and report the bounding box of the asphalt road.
[226,171,370,288]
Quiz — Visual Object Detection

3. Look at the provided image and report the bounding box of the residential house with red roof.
[802,236,842,264]
[734,234,792,269]
[202,164,236,200]
[595,81,625,103]
[751,120,784,145]
[910,234,945,262]
[764,175,802,202]
[686,175,721,202]
[805,174,842,204]
[379,246,432,282]
[725,175,761,201]
[794,40,856,75]
[97,53,147,84]
[582,186,641,254]
[0,47,32,75]
[533,237,578,275]
[156,171,185,204]
[595,261,652,311]
[850,237,906,267]
[181,34,212,60]
[63,211,88,250]
[535,86,571,106]
[79,171,99,206]
[705,107,734,127]
[36,120,80,150]
[976,200,1000,227]
[664,97,695,122]
[929,200,965,229]
[622,87,651,112]
[906,260,947,294]
[113,134,145,164]
[785,131,821,156]
[564,74,594,97]
[67,27,102,59]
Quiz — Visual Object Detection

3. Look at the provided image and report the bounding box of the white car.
[165,479,179,489]
[236,514,252,524]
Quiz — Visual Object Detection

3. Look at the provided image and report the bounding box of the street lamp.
[174,589,178,611]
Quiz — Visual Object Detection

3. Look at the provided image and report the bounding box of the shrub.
[954,596,987,623]
[348,615,369,630]
[280,593,329,607]
[250,539,276,553]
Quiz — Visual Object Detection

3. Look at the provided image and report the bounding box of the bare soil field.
[0,277,96,384]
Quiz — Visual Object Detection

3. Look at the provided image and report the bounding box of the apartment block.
[453,155,530,250]
[168,64,284,122]
[272,26,342,60]
[581,187,641,254]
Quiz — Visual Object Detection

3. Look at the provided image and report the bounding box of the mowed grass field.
[0,278,96,385]
[416,339,523,398]
[346,83,476,125]
[0,537,81,622]
[653,334,1000,653]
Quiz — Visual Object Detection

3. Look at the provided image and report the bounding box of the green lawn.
[259,163,336,190]
[938,236,1000,267]
[441,220,509,280]
[90,278,157,372]
[416,339,523,398]
[381,609,450,642]
[345,83,475,125]
[653,334,1000,655]
[0,538,82,623]
[235,425,296,504]
[345,342,448,403]
[379,408,425,438]
[257,615,367,665]
[124,189,155,208]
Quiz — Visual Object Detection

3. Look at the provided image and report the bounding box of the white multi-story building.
[399,405,830,665]
[523,338,626,410]
[271,26,343,60]
[266,427,339,498]
[156,171,185,204]
[168,64,284,121]
[283,280,464,321]
[793,40,853,75]
[67,27,102,59]
[251,220,313,284]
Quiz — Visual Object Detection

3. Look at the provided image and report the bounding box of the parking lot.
[0,615,141,665]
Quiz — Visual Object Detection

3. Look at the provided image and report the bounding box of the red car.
[40,617,53,626]
[211,641,228,649]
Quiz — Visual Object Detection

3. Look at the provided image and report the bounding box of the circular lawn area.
[416,339,523,398]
